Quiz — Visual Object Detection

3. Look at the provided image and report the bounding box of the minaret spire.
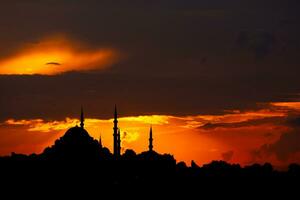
[117,128,121,156]
[99,134,103,149]
[114,104,118,120]
[80,106,84,128]
[149,125,153,152]
[113,105,118,157]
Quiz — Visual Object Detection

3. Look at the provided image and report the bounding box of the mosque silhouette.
[41,105,159,161]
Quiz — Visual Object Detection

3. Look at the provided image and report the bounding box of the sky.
[1,0,300,169]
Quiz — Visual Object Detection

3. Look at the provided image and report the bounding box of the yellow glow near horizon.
[119,115,170,125]
[0,35,118,75]
[3,109,287,134]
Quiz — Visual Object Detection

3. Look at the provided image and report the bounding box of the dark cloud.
[264,132,274,138]
[236,30,277,59]
[251,115,300,162]
[0,0,299,120]
[222,150,234,162]
[199,117,284,130]
[254,129,300,161]
[286,116,300,128]
[46,62,61,66]
[1,72,296,121]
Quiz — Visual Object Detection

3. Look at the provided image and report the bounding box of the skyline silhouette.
[1,106,300,173]
[0,106,299,197]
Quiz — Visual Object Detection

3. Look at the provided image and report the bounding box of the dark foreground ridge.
[0,108,299,196]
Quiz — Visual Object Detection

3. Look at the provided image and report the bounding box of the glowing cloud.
[119,115,170,125]
[0,35,119,75]
[4,118,78,132]
[121,130,140,143]
[270,102,300,112]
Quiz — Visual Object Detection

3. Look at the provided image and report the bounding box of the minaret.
[149,126,153,152]
[99,134,103,149]
[117,128,121,156]
[113,105,118,157]
[80,106,84,128]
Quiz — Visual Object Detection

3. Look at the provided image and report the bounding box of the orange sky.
[1,102,299,169]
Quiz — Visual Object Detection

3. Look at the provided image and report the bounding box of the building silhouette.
[99,134,102,149]
[113,105,121,157]
[40,105,158,160]
[41,122,101,160]
[149,126,153,152]
[2,105,300,193]
[117,128,121,156]
[80,106,84,128]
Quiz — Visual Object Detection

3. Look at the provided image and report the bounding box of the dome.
[58,126,96,146]
[42,125,101,160]
[64,126,90,138]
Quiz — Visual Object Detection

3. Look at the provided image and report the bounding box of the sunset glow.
[1,1,300,173]
[0,35,118,75]
[1,2,300,191]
